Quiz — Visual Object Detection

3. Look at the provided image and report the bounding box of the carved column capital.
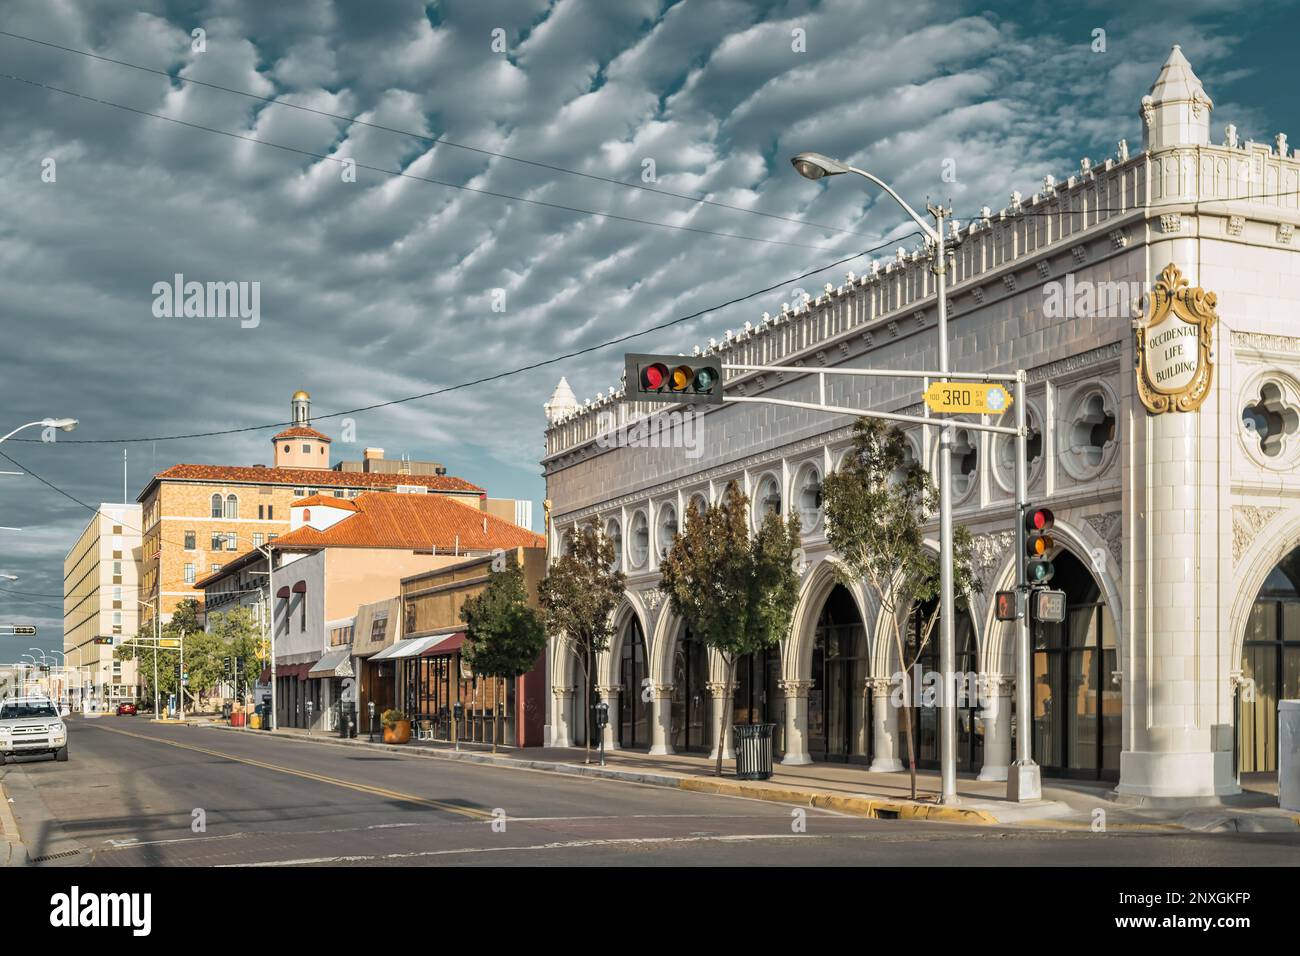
[649,682,675,697]
[778,678,815,696]
[705,681,735,697]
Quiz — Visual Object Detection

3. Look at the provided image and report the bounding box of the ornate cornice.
[1231,330,1300,355]
[1026,341,1123,385]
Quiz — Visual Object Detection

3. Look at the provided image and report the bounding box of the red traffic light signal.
[626,353,723,406]
[994,590,1024,622]
[1025,505,1055,585]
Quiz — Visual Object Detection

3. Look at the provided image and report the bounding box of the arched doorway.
[1029,550,1119,780]
[911,600,981,772]
[1238,545,1300,774]
[809,584,870,762]
[670,629,709,752]
[618,617,650,749]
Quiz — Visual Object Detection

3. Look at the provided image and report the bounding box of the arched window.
[224,494,238,520]
[210,494,223,518]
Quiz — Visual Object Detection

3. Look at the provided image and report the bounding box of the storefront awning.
[420,632,466,656]
[307,649,354,679]
[371,635,441,661]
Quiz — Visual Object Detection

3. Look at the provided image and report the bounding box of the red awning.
[292,580,307,594]
[263,663,314,681]
[276,586,290,599]
[420,632,465,656]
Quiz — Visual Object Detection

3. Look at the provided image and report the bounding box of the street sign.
[3,625,38,636]
[923,382,1012,415]
[1033,589,1067,623]
[159,638,181,648]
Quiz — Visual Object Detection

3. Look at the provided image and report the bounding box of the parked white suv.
[0,696,69,764]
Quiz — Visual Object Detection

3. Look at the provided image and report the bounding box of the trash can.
[221,702,233,720]
[230,711,246,728]
[1280,700,1300,812]
[733,722,776,781]
[339,702,357,739]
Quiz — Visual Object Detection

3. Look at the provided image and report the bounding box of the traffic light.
[93,636,114,645]
[624,353,723,406]
[1025,506,1055,585]
[174,661,182,679]
[223,656,233,678]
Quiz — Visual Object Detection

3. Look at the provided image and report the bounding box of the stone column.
[597,684,622,751]
[649,683,675,755]
[868,677,904,772]
[977,674,1013,782]
[778,679,815,765]
[707,681,736,761]
[550,688,574,748]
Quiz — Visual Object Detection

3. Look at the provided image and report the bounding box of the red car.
[116,702,137,716]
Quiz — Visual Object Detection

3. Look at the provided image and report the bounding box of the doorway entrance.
[809,585,869,762]
[671,629,710,752]
[618,618,650,750]
[1238,546,1300,774]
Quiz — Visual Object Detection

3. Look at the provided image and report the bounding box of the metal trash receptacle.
[733,722,776,780]
[1280,700,1300,811]
[339,702,357,739]
[221,702,233,720]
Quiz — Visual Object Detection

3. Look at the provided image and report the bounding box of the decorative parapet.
[545,133,1300,461]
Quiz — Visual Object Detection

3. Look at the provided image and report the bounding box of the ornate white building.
[540,47,1300,800]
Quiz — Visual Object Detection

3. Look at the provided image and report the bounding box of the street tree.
[114,598,205,711]
[658,481,802,777]
[537,525,626,763]
[821,418,982,800]
[460,558,547,752]
[208,607,263,704]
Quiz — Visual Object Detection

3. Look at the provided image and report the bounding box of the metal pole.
[178,633,185,721]
[933,203,958,805]
[1009,369,1042,801]
[153,601,160,718]
[264,546,277,731]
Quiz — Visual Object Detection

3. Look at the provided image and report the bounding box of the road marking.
[220,832,832,866]
[87,724,493,821]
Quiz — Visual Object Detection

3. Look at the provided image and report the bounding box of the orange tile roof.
[273,425,332,442]
[267,491,544,552]
[145,463,483,494]
[290,494,360,511]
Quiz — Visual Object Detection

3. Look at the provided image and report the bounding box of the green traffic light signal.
[625,353,723,406]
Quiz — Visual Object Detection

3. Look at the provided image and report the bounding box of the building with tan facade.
[199,491,544,731]
[135,391,489,632]
[62,503,142,709]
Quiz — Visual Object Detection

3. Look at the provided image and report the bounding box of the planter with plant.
[380,708,412,744]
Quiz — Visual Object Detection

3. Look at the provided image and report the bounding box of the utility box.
[1280,700,1300,812]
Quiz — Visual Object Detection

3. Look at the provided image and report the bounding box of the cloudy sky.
[0,0,1295,659]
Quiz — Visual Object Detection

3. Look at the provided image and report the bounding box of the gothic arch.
[1228,507,1300,666]
[978,518,1124,675]
[784,555,873,684]
[601,592,649,686]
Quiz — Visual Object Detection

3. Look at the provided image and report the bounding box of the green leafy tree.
[822,418,982,800]
[115,599,212,711]
[460,559,547,752]
[658,481,802,777]
[209,606,264,703]
[538,525,626,763]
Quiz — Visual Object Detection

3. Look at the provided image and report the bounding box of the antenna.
[123,449,128,503]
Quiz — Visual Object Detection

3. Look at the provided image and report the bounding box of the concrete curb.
[0,773,28,867]
[203,723,1009,825]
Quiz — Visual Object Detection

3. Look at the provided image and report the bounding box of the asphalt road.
[3,716,1298,867]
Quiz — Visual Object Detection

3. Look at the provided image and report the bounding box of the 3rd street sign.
[923,382,1013,415]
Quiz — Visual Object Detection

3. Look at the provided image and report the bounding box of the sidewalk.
[202,722,1300,832]
[0,770,26,866]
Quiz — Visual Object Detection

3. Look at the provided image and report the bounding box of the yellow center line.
[88,723,492,821]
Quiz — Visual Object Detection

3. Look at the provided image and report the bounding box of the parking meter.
[594,699,610,766]
[368,700,377,743]
[453,701,464,750]
[305,699,314,733]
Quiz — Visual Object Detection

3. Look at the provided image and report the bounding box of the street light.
[0,418,78,443]
[791,149,961,805]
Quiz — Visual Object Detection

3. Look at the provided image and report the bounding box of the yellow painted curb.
[678,777,998,824]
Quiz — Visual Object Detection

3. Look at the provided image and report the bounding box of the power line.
[6,231,922,445]
[0,70,838,253]
[0,28,872,240]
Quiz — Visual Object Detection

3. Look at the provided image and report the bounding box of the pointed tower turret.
[544,377,578,424]
[1141,45,1213,152]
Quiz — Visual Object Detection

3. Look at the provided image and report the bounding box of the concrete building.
[199,491,544,731]
[541,48,1300,800]
[62,504,142,709]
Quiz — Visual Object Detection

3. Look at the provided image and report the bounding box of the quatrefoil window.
[951,428,978,498]
[1070,393,1116,469]
[1242,382,1300,458]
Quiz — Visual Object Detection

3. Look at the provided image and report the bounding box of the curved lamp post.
[791,151,961,805]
